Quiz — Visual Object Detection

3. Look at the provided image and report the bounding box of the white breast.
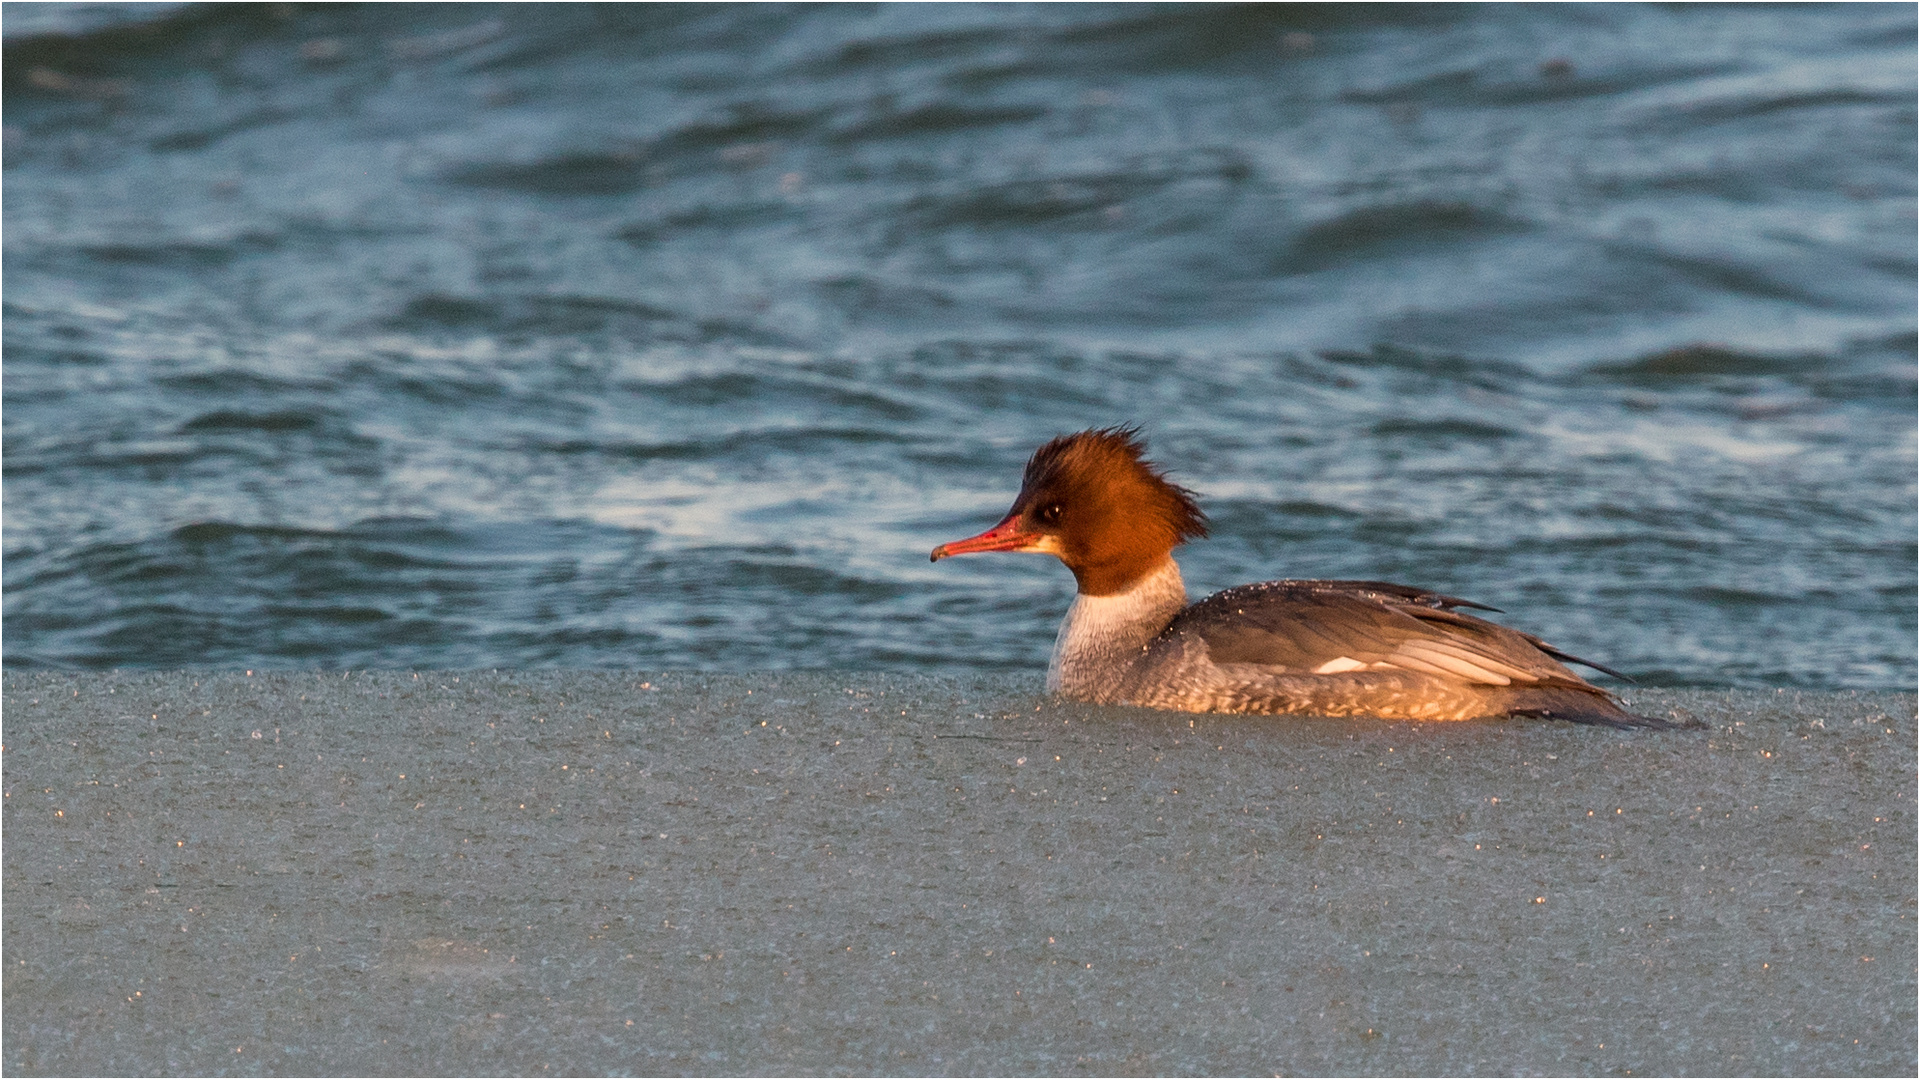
[1047,559,1190,702]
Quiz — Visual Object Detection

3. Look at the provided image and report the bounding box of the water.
[4,3,1914,685]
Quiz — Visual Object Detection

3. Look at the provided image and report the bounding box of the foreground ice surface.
[2,672,1912,1076]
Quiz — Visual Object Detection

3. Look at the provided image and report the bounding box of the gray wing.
[1164,579,1616,688]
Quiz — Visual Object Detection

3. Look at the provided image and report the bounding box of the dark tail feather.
[1500,687,1699,730]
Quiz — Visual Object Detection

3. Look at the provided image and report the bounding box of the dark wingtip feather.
[1530,639,1635,682]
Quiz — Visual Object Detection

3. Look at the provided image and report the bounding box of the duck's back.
[1124,579,1678,728]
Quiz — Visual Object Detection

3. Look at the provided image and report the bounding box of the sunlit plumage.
[933,427,1679,728]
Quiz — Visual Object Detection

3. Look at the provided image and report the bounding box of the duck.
[931,426,1676,728]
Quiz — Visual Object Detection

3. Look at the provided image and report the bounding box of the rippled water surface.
[4,3,1914,685]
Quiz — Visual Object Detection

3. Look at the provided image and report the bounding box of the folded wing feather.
[1173,581,1587,687]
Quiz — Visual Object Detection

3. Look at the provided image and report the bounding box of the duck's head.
[930,426,1208,596]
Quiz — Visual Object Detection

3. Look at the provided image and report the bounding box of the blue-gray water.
[3,3,1914,686]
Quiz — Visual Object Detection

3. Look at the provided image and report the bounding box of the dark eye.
[1036,503,1064,526]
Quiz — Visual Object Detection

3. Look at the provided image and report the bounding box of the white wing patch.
[1384,639,1538,686]
[1308,641,1541,686]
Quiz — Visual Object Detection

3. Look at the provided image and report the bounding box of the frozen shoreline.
[4,671,1913,1075]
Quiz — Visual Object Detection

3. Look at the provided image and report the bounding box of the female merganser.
[932,427,1675,728]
